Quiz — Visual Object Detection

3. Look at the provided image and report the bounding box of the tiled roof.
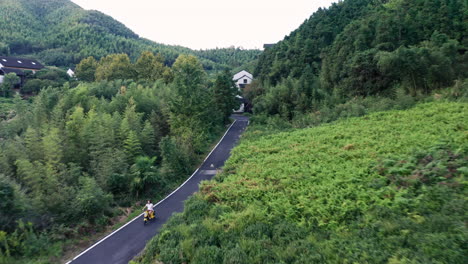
[0,56,44,70]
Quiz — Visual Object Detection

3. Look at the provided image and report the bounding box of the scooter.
[143,210,155,225]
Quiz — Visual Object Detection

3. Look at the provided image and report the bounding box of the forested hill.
[254,0,467,94]
[254,0,375,83]
[0,0,260,70]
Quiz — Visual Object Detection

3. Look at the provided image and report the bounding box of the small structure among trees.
[0,56,44,86]
[67,68,75,77]
[232,70,253,113]
[232,70,253,89]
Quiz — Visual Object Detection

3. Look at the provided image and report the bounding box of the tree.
[134,51,166,82]
[122,98,143,133]
[213,70,239,123]
[140,120,157,157]
[21,79,50,94]
[42,127,63,168]
[124,130,142,163]
[95,54,134,81]
[64,106,86,165]
[75,56,98,82]
[75,177,112,223]
[169,55,214,153]
[162,67,174,83]
[0,174,27,231]
[130,156,161,198]
[0,73,20,97]
[23,127,43,162]
[159,136,191,180]
[172,55,206,92]
[377,37,457,96]
[0,42,10,56]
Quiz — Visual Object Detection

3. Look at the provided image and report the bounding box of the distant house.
[232,70,253,89]
[232,70,253,113]
[67,68,75,78]
[263,44,275,49]
[0,56,44,85]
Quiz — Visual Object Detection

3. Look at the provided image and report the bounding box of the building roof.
[233,70,253,81]
[263,44,275,49]
[235,75,253,81]
[0,56,44,70]
[0,67,25,76]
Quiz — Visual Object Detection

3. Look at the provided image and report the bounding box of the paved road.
[67,115,249,264]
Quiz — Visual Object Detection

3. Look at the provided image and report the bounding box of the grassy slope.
[136,102,467,263]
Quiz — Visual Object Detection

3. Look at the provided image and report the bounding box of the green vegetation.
[0,97,15,120]
[0,54,239,263]
[21,67,74,95]
[0,74,20,97]
[250,0,467,122]
[131,0,468,261]
[1,0,467,263]
[136,102,467,263]
[0,0,260,71]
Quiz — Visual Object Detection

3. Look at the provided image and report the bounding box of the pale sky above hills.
[71,0,336,50]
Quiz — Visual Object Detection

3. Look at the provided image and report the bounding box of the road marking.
[200,170,218,175]
[66,120,238,264]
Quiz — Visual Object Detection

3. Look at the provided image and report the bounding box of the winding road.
[66,115,249,264]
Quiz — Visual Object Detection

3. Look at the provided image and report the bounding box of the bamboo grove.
[0,54,240,263]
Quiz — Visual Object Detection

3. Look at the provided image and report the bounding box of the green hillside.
[0,0,260,70]
[251,0,467,120]
[136,102,467,263]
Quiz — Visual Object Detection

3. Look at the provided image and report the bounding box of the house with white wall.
[232,70,253,113]
[233,70,253,89]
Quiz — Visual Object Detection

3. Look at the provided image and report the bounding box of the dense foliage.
[0,54,239,263]
[0,73,20,97]
[0,98,14,119]
[0,0,260,71]
[131,1,468,263]
[136,102,467,264]
[251,0,467,120]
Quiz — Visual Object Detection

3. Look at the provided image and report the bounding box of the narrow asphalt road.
[67,115,249,264]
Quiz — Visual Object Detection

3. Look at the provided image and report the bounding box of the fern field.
[136,102,467,264]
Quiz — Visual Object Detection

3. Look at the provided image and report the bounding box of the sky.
[70,0,336,50]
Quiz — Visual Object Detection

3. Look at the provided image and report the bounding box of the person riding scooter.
[143,200,155,224]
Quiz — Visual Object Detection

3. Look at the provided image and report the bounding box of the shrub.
[192,246,222,264]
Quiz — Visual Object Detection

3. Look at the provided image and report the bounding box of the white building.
[233,70,253,89]
[232,70,253,113]
[67,68,75,78]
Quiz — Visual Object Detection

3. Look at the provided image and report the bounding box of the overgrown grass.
[135,102,467,263]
